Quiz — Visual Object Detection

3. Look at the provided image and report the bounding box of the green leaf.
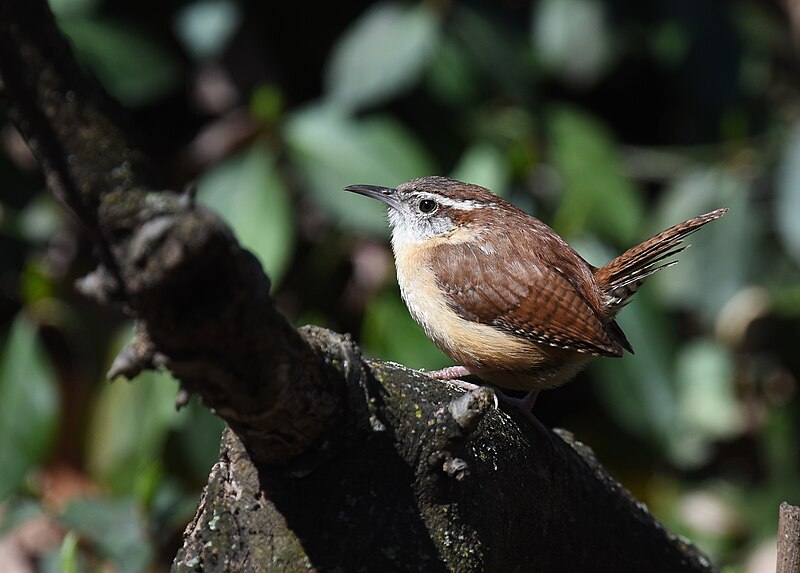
[0,498,44,536]
[777,123,800,266]
[60,497,152,573]
[59,531,80,573]
[0,313,58,500]
[450,143,509,195]
[22,259,56,304]
[361,290,450,370]
[325,2,440,110]
[548,106,643,243]
[86,324,180,498]
[591,291,677,448]
[653,168,754,322]
[197,142,294,286]
[669,341,740,468]
[170,399,225,482]
[58,18,181,106]
[285,104,436,235]
[532,0,615,86]
[17,193,64,244]
[174,0,242,61]
[48,0,99,19]
[250,84,284,122]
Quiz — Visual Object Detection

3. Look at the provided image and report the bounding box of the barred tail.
[595,208,727,317]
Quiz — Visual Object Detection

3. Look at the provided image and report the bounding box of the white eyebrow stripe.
[414,192,490,210]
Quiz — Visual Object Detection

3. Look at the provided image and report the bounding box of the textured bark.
[0,0,343,465]
[0,1,716,571]
[173,331,713,572]
[778,502,800,573]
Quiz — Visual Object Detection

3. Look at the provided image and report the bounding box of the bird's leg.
[428,368,548,435]
[426,365,480,391]
[493,389,539,412]
[518,389,540,412]
[494,389,550,436]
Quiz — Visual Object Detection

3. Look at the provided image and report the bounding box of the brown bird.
[346,177,726,411]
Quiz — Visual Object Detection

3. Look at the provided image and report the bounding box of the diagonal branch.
[0,0,345,465]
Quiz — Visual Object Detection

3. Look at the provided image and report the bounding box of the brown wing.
[435,235,624,357]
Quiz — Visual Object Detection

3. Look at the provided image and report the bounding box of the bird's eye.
[418,199,437,214]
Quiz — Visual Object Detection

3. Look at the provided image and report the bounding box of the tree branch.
[0,1,717,570]
[0,0,348,466]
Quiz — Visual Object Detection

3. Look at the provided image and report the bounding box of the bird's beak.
[344,184,401,210]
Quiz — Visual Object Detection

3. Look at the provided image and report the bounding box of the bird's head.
[345,176,507,248]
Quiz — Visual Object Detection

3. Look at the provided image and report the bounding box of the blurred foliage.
[1,0,799,570]
[197,141,295,284]
[0,314,58,501]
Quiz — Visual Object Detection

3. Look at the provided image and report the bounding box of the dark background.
[1,0,798,570]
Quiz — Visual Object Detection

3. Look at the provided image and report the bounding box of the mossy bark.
[171,328,713,572]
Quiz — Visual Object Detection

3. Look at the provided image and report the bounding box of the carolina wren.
[346,177,726,410]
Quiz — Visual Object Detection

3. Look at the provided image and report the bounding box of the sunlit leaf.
[59,531,80,573]
[285,104,436,235]
[361,289,450,370]
[17,193,64,244]
[548,106,643,243]
[48,0,99,18]
[174,0,241,61]
[668,341,740,468]
[450,143,509,194]
[0,313,58,500]
[325,2,440,110]
[197,142,294,286]
[60,497,152,573]
[533,0,615,87]
[86,324,180,498]
[653,167,754,322]
[59,18,181,106]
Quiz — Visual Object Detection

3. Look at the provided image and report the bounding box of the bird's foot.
[428,365,472,380]
[426,366,480,391]
[427,369,549,435]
